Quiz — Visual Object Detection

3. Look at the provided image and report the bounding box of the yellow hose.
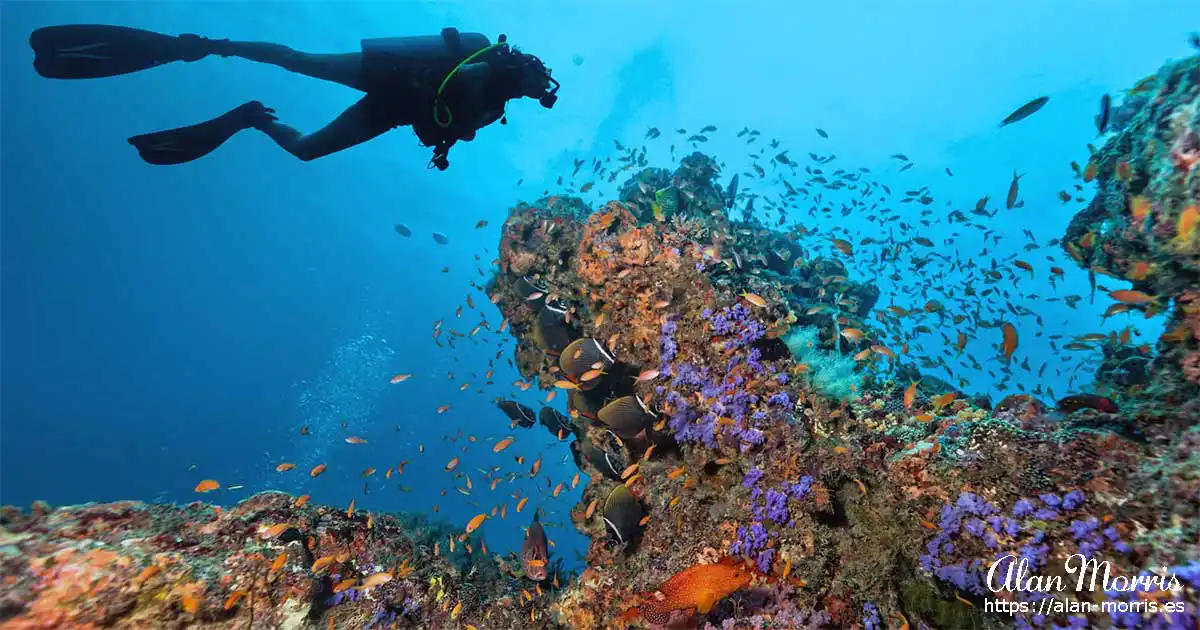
[433,41,508,128]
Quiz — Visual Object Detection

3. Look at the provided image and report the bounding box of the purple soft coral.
[743,467,765,488]
[767,391,791,407]
[863,602,882,630]
[763,489,790,523]
[708,303,766,350]
[755,548,775,574]
[788,476,814,500]
[660,318,680,366]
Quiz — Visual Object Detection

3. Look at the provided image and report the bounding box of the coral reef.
[6,55,1200,630]
[1061,55,1200,417]
[0,493,563,629]
[480,64,1200,627]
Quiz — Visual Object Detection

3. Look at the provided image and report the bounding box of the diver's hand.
[177,34,235,60]
[234,100,278,130]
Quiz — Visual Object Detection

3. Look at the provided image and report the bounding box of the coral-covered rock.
[485,147,1200,630]
[0,493,563,629]
[1062,55,1200,411]
[10,59,1200,630]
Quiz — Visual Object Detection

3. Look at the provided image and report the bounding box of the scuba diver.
[29,24,559,170]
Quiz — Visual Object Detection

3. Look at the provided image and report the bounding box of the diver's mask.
[516,56,559,108]
[535,65,560,108]
[495,35,559,108]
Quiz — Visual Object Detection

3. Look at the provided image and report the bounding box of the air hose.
[433,41,509,128]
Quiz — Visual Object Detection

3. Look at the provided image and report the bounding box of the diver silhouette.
[29,25,559,170]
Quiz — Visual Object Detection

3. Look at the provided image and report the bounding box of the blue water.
[2,1,1197,569]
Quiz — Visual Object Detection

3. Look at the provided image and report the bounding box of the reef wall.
[1061,56,1200,414]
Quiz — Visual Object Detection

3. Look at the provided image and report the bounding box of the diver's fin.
[30,24,214,79]
[127,101,274,165]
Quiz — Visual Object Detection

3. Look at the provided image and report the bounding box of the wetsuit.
[29,25,558,169]
[212,28,527,168]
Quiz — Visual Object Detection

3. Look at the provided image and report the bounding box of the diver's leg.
[208,39,367,92]
[254,94,395,161]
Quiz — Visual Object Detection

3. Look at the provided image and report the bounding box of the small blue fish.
[432,232,449,245]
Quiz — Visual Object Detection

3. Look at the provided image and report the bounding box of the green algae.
[900,581,990,629]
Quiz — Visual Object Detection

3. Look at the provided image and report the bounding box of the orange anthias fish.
[840,328,865,342]
[465,513,487,535]
[1001,322,1018,364]
[932,392,957,408]
[831,238,854,255]
[620,557,754,625]
[740,292,767,308]
[1177,204,1198,241]
[1130,195,1151,223]
[521,513,549,581]
[903,381,919,410]
[1109,290,1156,305]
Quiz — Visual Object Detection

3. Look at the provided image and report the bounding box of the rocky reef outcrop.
[0,493,562,629]
[485,85,1200,627]
[1061,56,1200,414]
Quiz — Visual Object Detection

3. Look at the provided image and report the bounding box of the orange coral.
[615,226,655,267]
[6,545,129,629]
[577,204,644,286]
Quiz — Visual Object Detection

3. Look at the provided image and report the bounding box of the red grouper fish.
[620,556,755,625]
[521,512,549,581]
